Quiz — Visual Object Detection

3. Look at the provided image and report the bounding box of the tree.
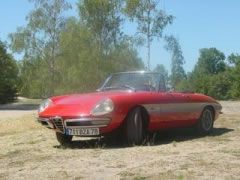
[9,0,71,97]
[0,41,18,103]
[188,48,229,99]
[17,58,50,98]
[78,0,123,54]
[207,72,232,100]
[194,48,226,75]
[164,35,186,89]
[8,1,144,98]
[228,53,240,66]
[124,0,174,70]
[56,18,144,94]
[227,54,240,98]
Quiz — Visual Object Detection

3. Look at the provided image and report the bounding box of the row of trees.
[8,0,178,99]
[1,0,239,102]
[176,48,240,100]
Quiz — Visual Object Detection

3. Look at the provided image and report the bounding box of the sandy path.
[0,104,37,121]
[0,110,36,121]
[219,101,240,114]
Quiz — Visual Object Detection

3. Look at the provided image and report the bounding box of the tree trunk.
[147,34,150,71]
[147,7,151,71]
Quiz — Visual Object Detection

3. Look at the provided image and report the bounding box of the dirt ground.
[0,101,239,180]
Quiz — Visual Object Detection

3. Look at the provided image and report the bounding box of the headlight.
[38,99,53,113]
[91,98,114,116]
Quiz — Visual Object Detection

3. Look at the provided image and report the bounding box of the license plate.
[66,128,99,136]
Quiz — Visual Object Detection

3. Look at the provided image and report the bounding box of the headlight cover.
[91,98,114,116]
[38,99,53,113]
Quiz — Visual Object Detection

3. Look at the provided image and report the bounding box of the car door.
[165,91,192,122]
[147,75,194,130]
[148,91,194,130]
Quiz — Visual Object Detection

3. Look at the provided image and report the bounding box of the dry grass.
[0,113,40,136]
[0,101,240,179]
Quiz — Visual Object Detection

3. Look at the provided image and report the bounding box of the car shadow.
[0,104,39,111]
[53,127,234,150]
[149,127,234,146]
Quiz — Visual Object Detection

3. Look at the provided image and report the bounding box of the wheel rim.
[202,109,213,131]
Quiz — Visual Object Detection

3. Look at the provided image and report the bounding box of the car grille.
[52,117,64,133]
[66,121,92,127]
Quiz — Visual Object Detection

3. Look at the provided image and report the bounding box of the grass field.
[0,101,239,179]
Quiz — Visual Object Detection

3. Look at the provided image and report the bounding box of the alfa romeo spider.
[37,71,222,146]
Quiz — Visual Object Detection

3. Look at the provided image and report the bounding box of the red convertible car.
[38,71,222,146]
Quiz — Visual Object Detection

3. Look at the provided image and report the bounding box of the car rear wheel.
[125,107,145,145]
[56,132,73,146]
[196,108,214,135]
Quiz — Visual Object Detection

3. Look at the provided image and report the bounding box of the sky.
[0,0,240,73]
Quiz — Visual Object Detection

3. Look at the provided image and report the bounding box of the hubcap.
[202,109,213,131]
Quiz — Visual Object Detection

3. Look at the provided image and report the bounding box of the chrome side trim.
[142,102,221,114]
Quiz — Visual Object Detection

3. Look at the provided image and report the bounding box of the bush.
[0,41,18,104]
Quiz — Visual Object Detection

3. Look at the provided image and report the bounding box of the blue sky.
[0,0,240,73]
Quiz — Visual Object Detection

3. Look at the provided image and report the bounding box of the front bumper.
[38,116,111,134]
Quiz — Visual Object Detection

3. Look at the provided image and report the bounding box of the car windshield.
[100,72,165,92]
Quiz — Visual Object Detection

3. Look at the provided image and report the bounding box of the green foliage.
[193,48,226,75]
[6,0,240,101]
[0,41,18,103]
[227,54,240,98]
[164,35,186,89]
[178,48,240,100]
[190,48,227,99]
[18,58,49,98]
[10,2,144,98]
[175,74,192,92]
[228,53,240,65]
[207,72,232,100]
[78,0,123,53]
[9,0,71,97]
[55,18,143,95]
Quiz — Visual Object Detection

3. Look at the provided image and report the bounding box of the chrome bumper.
[37,118,54,129]
[38,117,111,133]
[64,118,110,128]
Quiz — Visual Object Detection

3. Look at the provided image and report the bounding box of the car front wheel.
[196,108,214,135]
[56,132,73,146]
[125,107,145,145]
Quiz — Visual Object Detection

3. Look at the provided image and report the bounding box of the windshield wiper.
[101,84,136,91]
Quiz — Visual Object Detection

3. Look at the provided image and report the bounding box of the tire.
[196,108,214,135]
[56,132,73,146]
[125,107,145,145]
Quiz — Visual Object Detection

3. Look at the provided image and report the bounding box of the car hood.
[40,91,133,117]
